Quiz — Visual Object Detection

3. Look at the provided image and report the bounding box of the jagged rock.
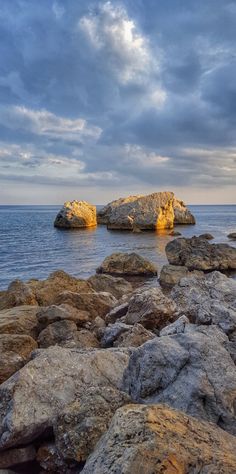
[166,236,236,270]
[159,264,203,287]
[199,233,214,240]
[114,324,155,348]
[99,323,131,348]
[88,274,132,299]
[105,302,129,324]
[96,252,157,277]
[124,287,176,331]
[0,281,37,311]
[54,200,97,228]
[123,325,236,434]
[54,386,130,464]
[38,320,78,348]
[75,329,100,349]
[0,446,36,469]
[159,315,190,336]
[0,306,39,338]
[55,291,117,320]
[36,304,90,330]
[171,271,236,339]
[82,404,236,474]
[0,346,130,449]
[228,232,236,240]
[0,334,38,384]
[97,192,195,230]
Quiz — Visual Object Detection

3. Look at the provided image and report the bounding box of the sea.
[0,205,235,290]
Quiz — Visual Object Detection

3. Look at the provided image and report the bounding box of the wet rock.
[123,325,236,435]
[0,281,37,311]
[54,291,117,320]
[166,236,236,271]
[171,271,236,338]
[124,287,176,331]
[0,346,130,449]
[228,232,236,240]
[36,304,90,330]
[0,446,36,469]
[169,230,182,236]
[199,233,214,240]
[88,274,132,299]
[159,264,203,287]
[82,404,236,474]
[0,306,39,338]
[0,334,38,384]
[96,252,157,277]
[54,200,97,228]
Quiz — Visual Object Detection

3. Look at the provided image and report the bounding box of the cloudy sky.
[0,0,236,204]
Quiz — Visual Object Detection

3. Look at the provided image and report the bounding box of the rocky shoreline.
[0,236,236,472]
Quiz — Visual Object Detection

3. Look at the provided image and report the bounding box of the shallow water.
[0,205,235,290]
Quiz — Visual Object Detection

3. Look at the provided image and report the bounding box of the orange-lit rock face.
[54,200,97,228]
[155,202,175,229]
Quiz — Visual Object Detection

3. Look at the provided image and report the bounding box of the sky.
[0,0,236,205]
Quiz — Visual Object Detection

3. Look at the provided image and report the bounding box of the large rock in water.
[122,324,236,435]
[166,236,236,270]
[97,191,195,230]
[82,404,236,474]
[96,252,157,277]
[54,200,97,228]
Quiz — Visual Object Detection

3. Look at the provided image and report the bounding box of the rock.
[114,323,155,348]
[169,230,182,236]
[159,264,203,287]
[0,446,36,469]
[88,274,132,299]
[159,315,190,336]
[171,271,236,339]
[0,306,39,338]
[0,281,37,311]
[0,346,130,449]
[36,304,90,330]
[0,334,38,384]
[166,236,236,270]
[124,287,176,331]
[99,323,131,348]
[55,291,117,320]
[54,200,97,228]
[97,192,195,230]
[36,442,69,473]
[199,233,214,240]
[105,302,129,324]
[228,232,236,240]
[123,324,236,434]
[96,252,157,277]
[38,320,78,348]
[82,404,236,474]
[54,386,130,464]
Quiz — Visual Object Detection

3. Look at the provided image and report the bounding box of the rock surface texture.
[54,200,97,228]
[82,404,236,474]
[96,252,158,277]
[166,236,236,270]
[98,192,195,230]
[159,264,203,287]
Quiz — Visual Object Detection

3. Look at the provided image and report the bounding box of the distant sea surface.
[0,205,235,290]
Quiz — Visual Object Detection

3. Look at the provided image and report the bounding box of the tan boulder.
[0,334,37,384]
[159,264,203,287]
[88,274,133,299]
[36,304,90,330]
[96,252,157,277]
[0,281,37,311]
[0,306,39,338]
[54,291,117,320]
[38,320,78,348]
[82,404,236,474]
[54,200,97,228]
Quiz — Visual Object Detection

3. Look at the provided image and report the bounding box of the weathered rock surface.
[54,386,130,464]
[159,315,190,336]
[82,404,236,474]
[114,323,155,348]
[124,287,176,331]
[0,346,130,449]
[96,252,157,277]
[159,264,203,287]
[105,302,129,324]
[0,281,37,311]
[0,446,36,469]
[166,236,236,270]
[172,271,236,339]
[123,325,236,434]
[38,320,78,348]
[228,232,236,240]
[0,334,38,384]
[0,306,39,338]
[75,329,100,349]
[36,442,69,473]
[55,291,117,319]
[88,274,132,299]
[97,192,195,230]
[54,200,97,228]
[36,304,90,330]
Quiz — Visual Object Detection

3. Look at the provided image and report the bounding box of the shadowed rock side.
[97,191,195,230]
[82,404,236,474]
[54,200,97,228]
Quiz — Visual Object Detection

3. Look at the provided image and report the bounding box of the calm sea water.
[0,205,235,290]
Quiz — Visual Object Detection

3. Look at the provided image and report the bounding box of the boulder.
[96,252,157,277]
[54,386,130,464]
[123,325,236,434]
[0,334,38,384]
[0,281,37,311]
[113,323,155,348]
[38,320,78,348]
[159,264,203,287]
[228,232,236,240]
[36,304,90,330]
[105,302,129,324]
[99,322,131,348]
[0,306,39,338]
[55,291,117,320]
[159,315,190,336]
[88,274,132,299]
[166,236,236,270]
[0,446,36,469]
[124,287,176,331]
[54,200,97,228]
[171,271,236,339]
[199,233,214,240]
[168,230,182,236]
[97,192,195,230]
[82,404,236,474]
[0,346,130,449]
[75,329,100,349]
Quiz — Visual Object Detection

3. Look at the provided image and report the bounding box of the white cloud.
[124,144,169,166]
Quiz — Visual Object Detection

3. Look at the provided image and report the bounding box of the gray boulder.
[159,264,203,287]
[88,274,132,299]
